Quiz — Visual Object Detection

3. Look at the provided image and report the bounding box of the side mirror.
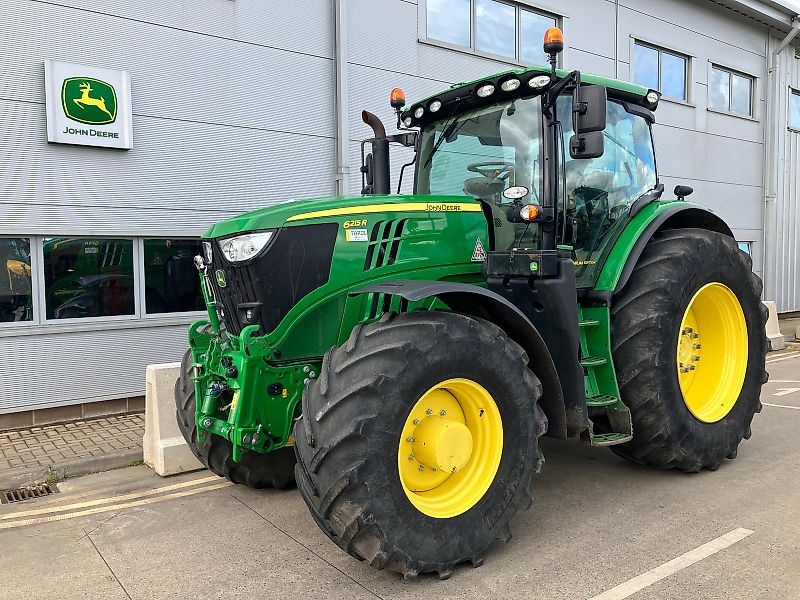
[570,131,604,159]
[569,84,607,160]
[674,185,694,200]
[573,84,607,133]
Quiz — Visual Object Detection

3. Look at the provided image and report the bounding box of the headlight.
[218,231,274,263]
[202,241,213,263]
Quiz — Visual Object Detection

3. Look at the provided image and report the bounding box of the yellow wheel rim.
[398,378,503,519]
[677,282,748,423]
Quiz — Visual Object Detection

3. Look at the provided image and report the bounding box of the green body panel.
[593,200,708,292]
[191,196,489,456]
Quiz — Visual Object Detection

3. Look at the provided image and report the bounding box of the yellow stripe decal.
[286,202,482,222]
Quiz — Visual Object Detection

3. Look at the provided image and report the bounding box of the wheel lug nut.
[692,355,700,361]
[439,410,446,416]
[693,344,701,349]
[413,419,420,425]
[692,332,699,339]
[408,454,415,461]
[426,409,433,415]
[418,465,424,472]
[689,365,696,371]
[406,436,414,442]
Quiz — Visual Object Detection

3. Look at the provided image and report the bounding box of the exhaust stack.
[361,111,391,195]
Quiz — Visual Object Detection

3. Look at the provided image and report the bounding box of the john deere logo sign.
[62,78,117,125]
[45,60,133,149]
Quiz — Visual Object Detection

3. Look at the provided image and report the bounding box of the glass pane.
[520,10,556,64]
[475,0,516,59]
[427,0,471,47]
[561,97,657,285]
[791,90,800,129]
[0,237,33,323]
[737,241,752,255]
[632,44,659,91]
[709,67,730,110]
[143,239,203,314]
[731,74,752,116]
[43,238,135,319]
[661,52,687,100]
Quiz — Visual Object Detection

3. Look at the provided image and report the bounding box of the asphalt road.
[2,350,799,600]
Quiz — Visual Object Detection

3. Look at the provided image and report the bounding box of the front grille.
[211,223,338,335]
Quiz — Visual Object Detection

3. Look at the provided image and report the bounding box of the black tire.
[175,349,296,489]
[610,228,768,472]
[293,311,546,579]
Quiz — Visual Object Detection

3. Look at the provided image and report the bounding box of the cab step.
[579,319,600,327]
[586,394,619,408]
[580,356,607,368]
[590,432,633,446]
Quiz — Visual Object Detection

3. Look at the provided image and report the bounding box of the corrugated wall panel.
[772,43,800,312]
[0,325,190,412]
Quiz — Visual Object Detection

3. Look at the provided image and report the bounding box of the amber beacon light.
[390,87,406,109]
[543,26,564,55]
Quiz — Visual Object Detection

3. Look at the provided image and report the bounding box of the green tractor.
[176,29,767,579]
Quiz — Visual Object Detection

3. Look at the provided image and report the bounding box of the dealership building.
[1,0,799,426]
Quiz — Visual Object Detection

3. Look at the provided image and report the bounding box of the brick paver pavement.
[0,414,144,477]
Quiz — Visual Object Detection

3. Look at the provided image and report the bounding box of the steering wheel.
[467,161,515,181]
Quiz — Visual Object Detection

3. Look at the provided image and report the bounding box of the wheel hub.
[398,379,503,519]
[676,282,748,423]
[412,417,473,473]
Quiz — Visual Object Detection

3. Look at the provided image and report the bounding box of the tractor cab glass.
[416,96,544,249]
[560,96,657,285]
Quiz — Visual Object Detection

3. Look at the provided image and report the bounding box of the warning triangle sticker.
[471,238,487,262]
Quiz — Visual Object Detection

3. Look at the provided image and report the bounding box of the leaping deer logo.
[73,81,113,120]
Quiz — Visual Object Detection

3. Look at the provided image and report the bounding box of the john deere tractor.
[176,28,767,579]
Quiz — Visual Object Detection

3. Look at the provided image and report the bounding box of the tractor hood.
[204,194,481,238]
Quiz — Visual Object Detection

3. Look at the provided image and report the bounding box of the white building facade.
[1,0,798,423]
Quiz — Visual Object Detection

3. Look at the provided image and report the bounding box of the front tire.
[610,229,768,472]
[293,311,546,578]
[175,349,296,489]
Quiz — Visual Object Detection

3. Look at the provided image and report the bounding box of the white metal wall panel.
[771,40,800,311]
[0,325,191,412]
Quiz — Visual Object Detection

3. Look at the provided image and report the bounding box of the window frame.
[38,236,141,325]
[788,87,800,131]
[0,234,40,329]
[138,237,206,319]
[419,0,564,67]
[631,39,691,103]
[707,62,757,120]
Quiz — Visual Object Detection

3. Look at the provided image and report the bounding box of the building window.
[790,88,800,129]
[425,0,558,64]
[0,237,33,323]
[143,239,204,314]
[737,241,752,255]
[43,237,135,320]
[632,41,688,101]
[709,65,753,117]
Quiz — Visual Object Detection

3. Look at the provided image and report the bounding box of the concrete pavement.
[1,351,799,599]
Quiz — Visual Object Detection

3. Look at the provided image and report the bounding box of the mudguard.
[350,280,568,438]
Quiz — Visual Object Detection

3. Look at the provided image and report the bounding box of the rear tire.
[175,349,296,489]
[610,229,768,472]
[293,311,546,578]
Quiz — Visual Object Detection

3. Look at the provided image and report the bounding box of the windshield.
[416,96,544,249]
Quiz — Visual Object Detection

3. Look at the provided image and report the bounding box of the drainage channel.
[1,483,59,504]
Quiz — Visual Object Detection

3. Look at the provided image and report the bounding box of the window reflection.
[790,89,800,129]
[0,237,33,323]
[143,239,203,314]
[633,42,687,101]
[710,66,753,116]
[520,10,556,64]
[475,0,515,59]
[43,238,135,320]
[427,0,471,47]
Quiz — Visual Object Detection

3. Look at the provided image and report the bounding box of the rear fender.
[350,280,568,438]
